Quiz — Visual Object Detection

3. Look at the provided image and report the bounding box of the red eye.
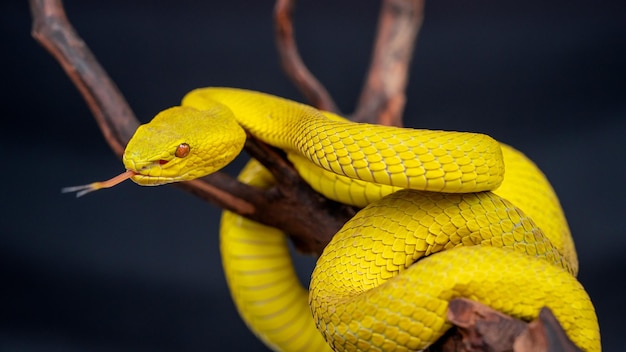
[175,143,190,158]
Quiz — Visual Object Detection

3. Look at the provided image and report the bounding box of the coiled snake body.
[70,88,600,351]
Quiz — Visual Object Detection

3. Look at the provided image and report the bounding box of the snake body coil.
[116,88,600,351]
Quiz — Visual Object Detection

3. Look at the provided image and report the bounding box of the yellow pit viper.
[65,88,600,351]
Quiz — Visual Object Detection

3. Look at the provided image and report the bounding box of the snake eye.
[175,143,191,158]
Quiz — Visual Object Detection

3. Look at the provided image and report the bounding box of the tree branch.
[425,299,583,352]
[273,0,339,113]
[29,0,351,256]
[273,0,423,126]
[29,0,136,156]
[352,0,424,127]
[30,0,580,350]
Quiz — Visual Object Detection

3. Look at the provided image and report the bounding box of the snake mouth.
[126,160,194,186]
[123,157,180,185]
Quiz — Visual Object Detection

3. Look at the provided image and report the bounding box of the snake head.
[62,105,246,197]
[123,106,246,185]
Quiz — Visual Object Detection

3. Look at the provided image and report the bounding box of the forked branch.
[30,0,578,350]
[274,0,424,127]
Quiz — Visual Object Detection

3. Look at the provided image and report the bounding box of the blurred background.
[2,0,625,350]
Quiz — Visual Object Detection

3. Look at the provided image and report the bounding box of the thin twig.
[273,0,339,113]
[351,0,424,127]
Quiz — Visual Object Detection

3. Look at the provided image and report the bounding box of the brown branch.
[426,299,582,352]
[351,0,424,127]
[29,0,350,256]
[273,0,339,112]
[243,135,299,191]
[514,307,583,352]
[242,135,359,254]
[180,170,357,255]
[29,0,136,156]
[273,0,423,126]
[31,1,583,350]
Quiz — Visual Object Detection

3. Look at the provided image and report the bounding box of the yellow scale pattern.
[291,143,579,272]
[312,246,596,352]
[298,121,502,193]
[310,191,595,351]
[182,88,505,194]
[118,88,600,351]
[493,145,578,272]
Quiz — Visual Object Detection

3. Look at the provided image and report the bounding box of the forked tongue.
[62,170,137,198]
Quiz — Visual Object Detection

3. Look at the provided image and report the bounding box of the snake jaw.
[124,161,175,186]
[123,155,207,186]
[122,149,177,185]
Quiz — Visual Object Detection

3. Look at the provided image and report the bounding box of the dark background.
[2,0,625,351]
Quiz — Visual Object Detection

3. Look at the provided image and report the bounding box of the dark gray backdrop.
[2,0,625,351]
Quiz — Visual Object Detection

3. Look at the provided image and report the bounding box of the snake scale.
[66,88,600,351]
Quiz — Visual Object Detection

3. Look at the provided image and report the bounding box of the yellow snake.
[66,88,600,351]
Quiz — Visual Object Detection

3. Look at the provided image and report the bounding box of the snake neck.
[182,87,505,193]
[182,87,323,149]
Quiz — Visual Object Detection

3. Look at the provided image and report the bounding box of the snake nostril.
[158,160,169,165]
